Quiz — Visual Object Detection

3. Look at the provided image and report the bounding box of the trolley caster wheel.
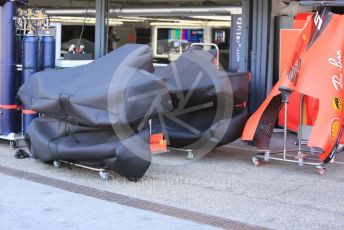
[10,140,18,150]
[186,151,194,160]
[316,166,326,175]
[99,171,110,180]
[53,161,62,169]
[252,157,261,166]
[317,168,325,175]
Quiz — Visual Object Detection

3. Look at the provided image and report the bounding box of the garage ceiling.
[29,0,242,8]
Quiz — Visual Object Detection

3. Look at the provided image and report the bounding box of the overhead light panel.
[189,16,232,21]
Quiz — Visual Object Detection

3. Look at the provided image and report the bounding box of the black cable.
[77,0,92,49]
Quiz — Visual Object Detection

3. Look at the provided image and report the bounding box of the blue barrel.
[22,33,39,133]
[40,33,56,70]
[0,1,21,135]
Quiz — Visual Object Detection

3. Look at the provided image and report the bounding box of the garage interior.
[0,1,344,229]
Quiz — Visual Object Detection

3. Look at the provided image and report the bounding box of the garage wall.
[241,0,272,112]
[241,0,314,113]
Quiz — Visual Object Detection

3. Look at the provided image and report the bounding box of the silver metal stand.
[0,133,26,150]
[168,147,194,160]
[252,92,326,175]
[53,160,110,180]
[0,66,26,150]
[149,118,194,160]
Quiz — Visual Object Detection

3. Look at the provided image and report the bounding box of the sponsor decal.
[302,34,307,41]
[333,97,343,112]
[314,11,323,30]
[329,118,341,144]
[288,59,301,86]
[329,50,343,91]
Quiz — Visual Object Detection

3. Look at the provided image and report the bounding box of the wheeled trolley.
[50,119,166,180]
[0,133,25,150]
[149,119,195,160]
[168,147,194,160]
[252,150,326,175]
[53,160,110,180]
[251,91,341,175]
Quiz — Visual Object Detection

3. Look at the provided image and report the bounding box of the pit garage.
[0,1,344,229]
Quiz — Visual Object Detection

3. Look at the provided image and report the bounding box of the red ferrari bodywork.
[242,9,344,163]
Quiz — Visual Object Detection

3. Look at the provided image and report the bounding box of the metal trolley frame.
[251,91,340,175]
[0,133,26,150]
[53,160,110,180]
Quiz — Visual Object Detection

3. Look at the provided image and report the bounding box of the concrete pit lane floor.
[0,132,344,229]
[0,173,219,230]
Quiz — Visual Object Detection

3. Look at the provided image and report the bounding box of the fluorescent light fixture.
[227,7,242,15]
[149,20,230,27]
[189,16,232,21]
[206,21,231,27]
[50,16,124,26]
[118,16,179,23]
[149,21,203,26]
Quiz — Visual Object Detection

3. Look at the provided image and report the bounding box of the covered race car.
[153,49,250,151]
[19,44,250,179]
[19,44,169,179]
[242,8,344,164]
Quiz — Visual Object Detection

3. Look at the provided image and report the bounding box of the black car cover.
[19,44,171,179]
[19,44,250,179]
[153,49,250,150]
